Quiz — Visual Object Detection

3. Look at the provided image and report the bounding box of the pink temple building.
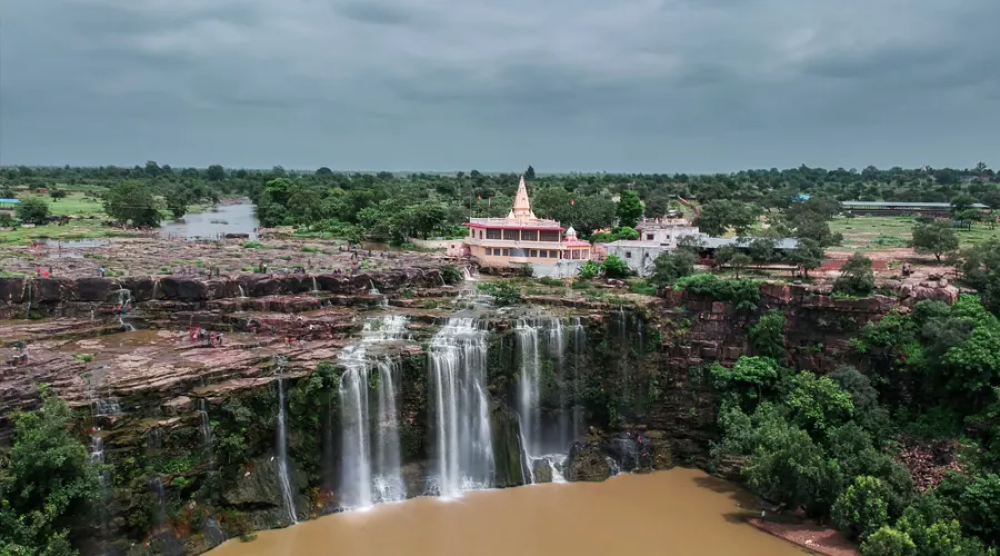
[462,176,591,273]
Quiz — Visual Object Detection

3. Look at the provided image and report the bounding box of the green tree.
[0,212,16,229]
[861,527,916,556]
[102,182,160,227]
[710,356,781,410]
[749,310,787,360]
[206,164,225,182]
[0,387,102,555]
[912,221,959,261]
[15,196,50,225]
[524,165,536,180]
[165,188,189,219]
[49,189,66,200]
[834,252,875,295]
[785,370,854,434]
[788,238,825,278]
[601,254,630,279]
[616,191,644,229]
[650,250,697,287]
[695,200,761,236]
[833,476,891,540]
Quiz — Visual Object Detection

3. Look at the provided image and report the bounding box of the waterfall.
[117,288,135,332]
[152,279,160,299]
[515,320,542,460]
[461,267,477,281]
[88,434,112,554]
[570,318,586,441]
[337,315,409,510]
[368,280,380,295]
[238,285,246,299]
[275,376,297,524]
[146,427,163,450]
[149,477,168,532]
[428,318,493,497]
[92,397,123,417]
[311,277,320,297]
[515,318,581,484]
[198,399,212,447]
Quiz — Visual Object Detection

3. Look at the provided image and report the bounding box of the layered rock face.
[0,278,931,556]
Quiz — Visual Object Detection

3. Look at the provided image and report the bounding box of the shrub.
[601,255,630,279]
[577,260,600,280]
[861,526,916,556]
[49,189,67,199]
[440,264,462,285]
[242,241,263,249]
[674,274,761,309]
[651,250,697,287]
[833,476,891,540]
[15,196,50,225]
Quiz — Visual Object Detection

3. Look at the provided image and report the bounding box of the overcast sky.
[2,0,998,173]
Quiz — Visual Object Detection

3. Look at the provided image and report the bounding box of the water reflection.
[158,203,259,240]
[207,469,809,556]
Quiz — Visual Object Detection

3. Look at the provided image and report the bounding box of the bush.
[0,212,16,229]
[518,264,534,278]
[674,274,761,309]
[49,189,67,199]
[833,476,891,540]
[650,250,696,287]
[601,255,630,279]
[242,241,263,249]
[834,252,875,296]
[15,196,50,225]
[577,260,600,280]
[537,276,564,287]
[476,280,521,306]
[861,526,916,556]
[440,264,462,285]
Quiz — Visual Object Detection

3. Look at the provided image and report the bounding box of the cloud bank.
[1,0,998,172]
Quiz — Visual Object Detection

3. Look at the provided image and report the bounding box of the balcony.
[464,238,564,250]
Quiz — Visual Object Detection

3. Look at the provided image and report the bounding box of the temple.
[462,175,591,273]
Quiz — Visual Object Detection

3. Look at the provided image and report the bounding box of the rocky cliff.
[0,277,939,556]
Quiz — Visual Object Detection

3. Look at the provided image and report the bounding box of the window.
[646,234,654,240]
[540,231,560,242]
[540,250,548,258]
[625,251,632,259]
[521,230,538,241]
[486,229,502,240]
[528,249,535,257]
[572,250,581,260]
[503,230,519,241]
[479,230,484,239]
[552,250,559,258]
[502,249,509,256]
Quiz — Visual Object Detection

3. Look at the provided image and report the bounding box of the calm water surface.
[158,203,259,240]
[208,468,809,556]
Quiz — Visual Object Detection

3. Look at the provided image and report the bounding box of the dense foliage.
[0,388,102,555]
[712,293,1000,553]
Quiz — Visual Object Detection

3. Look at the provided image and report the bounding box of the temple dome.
[565,226,577,238]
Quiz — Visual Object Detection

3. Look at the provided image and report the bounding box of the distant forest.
[1,162,997,242]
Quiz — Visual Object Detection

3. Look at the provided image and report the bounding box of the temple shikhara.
[462,175,591,274]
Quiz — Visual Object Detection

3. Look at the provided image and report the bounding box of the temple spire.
[507,175,537,220]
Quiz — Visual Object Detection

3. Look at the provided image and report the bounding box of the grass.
[25,192,106,217]
[830,215,1000,251]
[0,219,132,245]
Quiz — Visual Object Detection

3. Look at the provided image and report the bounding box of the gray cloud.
[1,0,998,172]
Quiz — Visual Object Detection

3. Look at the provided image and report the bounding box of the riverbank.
[749,518,857,556]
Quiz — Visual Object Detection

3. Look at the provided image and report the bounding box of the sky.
[1,0,999,173]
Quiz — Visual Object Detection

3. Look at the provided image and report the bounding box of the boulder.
[490,407,527,488]
[158,277,209,301]
[565,439,614,482]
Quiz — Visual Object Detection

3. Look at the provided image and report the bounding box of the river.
[208,468,809,556]
[158,203,259,240]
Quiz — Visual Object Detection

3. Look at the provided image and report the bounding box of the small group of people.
[284,337,305,348]
[34,266,52,277]
[115,300,132,315]
[188,327,224,347]
[7,342,29,366]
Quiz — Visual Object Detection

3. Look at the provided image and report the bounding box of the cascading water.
[275,373,297,524]
[117,288,135,332]
[515,317,580,484]
[152,279,161,299]
[238,285,247,299]
[149,477,168,533]
[570,317,586,442]
[89,434,113,555]
[92,397,123,417]
[428,318,494,497]
[198,399,212,447]
[311,277,320,296]
[338,315,409,509]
